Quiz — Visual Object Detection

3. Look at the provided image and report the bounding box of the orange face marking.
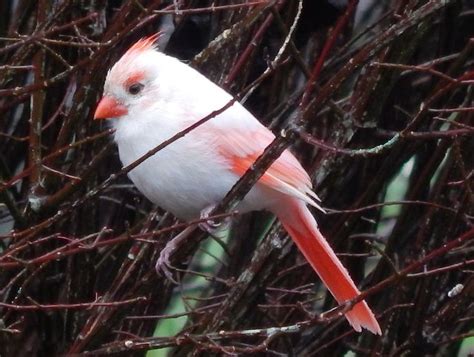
[124,71,145,88]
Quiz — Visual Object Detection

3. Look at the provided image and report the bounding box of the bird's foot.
[198,205,231,238]
[155,244,179,284]
[155,226,196,284]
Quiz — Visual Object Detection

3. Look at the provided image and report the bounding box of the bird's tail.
[277,201,381,335]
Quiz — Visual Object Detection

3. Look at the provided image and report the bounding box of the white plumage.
[94,36,381,335]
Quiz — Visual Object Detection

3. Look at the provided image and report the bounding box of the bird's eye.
[128,83,144,95]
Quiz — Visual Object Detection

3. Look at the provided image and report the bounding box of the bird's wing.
[214,125,324,212]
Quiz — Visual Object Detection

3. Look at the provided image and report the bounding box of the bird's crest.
[108,33,162,84]
[125,33,162,57]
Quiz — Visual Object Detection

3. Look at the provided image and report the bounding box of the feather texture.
[94,37,382,334]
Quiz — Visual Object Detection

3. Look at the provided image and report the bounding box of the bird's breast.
[114,122,241,220]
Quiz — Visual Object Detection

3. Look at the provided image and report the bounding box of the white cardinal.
[94,35,381,335]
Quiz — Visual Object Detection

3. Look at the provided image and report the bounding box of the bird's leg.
[155,225,197,284]
[156,205,233,283]
[198,204,231,239]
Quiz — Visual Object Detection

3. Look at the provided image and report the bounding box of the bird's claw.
[155,245,180,284]
[154,225,196,284]
[198,205,230,238]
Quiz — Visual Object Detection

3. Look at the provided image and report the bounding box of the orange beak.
[93,96,128,120]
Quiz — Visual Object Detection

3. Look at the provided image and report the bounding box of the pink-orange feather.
[126,33,162,56]
[216,127,322,209]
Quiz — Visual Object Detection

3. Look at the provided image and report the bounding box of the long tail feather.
[278,201,381,335]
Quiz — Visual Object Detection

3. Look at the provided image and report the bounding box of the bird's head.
[94,34,162,121]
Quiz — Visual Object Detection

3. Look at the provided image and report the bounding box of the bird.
[93,35,381,335]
